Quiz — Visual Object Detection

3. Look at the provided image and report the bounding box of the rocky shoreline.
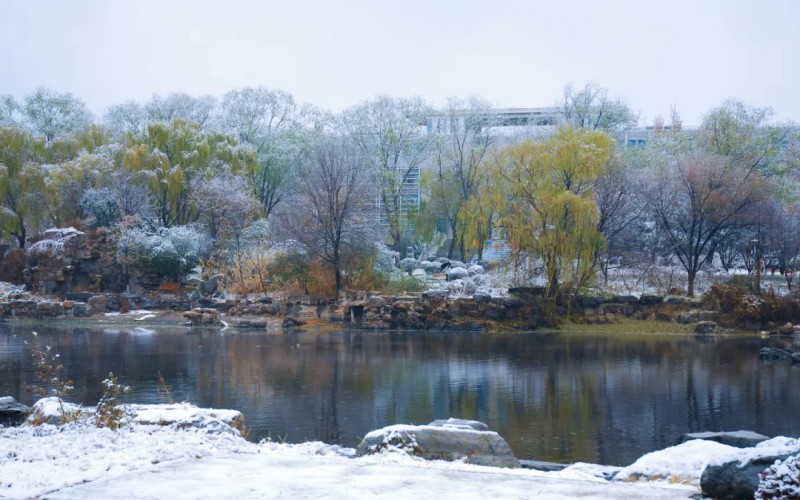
[4,286,800,339]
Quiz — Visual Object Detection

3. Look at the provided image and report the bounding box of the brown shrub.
[0,248,26,284]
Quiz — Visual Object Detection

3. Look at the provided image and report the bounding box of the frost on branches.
[756,453,800,499]
[117,223,211,278]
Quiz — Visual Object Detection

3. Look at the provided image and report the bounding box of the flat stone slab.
[680,430,770,448]
[519,460,568,472]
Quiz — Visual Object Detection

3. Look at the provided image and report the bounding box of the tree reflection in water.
[1,324,798,466]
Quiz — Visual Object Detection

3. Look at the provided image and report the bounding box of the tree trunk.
[334,267,342,292]
[687,269,696,297]
[15,224,26,249]
[447,235,457,260]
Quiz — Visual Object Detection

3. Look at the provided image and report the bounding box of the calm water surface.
[1,322,798,466]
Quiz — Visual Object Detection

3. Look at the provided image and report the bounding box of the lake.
[1,322,798,466]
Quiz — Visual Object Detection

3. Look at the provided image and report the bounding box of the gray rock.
[695,321,717,334]
[201,275,220,295]
[793,352,800,363]
[638,294,664,305]
[233,318,268,329]
[367,296,386,308]
[140,297,162,309]
[760,347,794,361]
[608,295,639,304]
[680,430,770,448]
[508,286,547,297]
[411,268,426,277]
[446,267,469,280]
[473,293,491,303]
[701,452,796,499]
[578,296,604,307]
[663,295,688,304]
[422,289,449,300]
[356,423,520,468]
[503,296,523,308]
[467,265,485,276]
[64,292,94,302]
[0,396,31,426]
[87,294,107,315]
[72,302,90,317]
[283,317,306,328]
[197,297,227,311]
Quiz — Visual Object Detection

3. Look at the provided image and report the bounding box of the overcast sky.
[2,0,797,126]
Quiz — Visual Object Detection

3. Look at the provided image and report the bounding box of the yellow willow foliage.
[461,167,505,257]
[0,128,47,245]
[497,127,612,293]
[123,120,252,227]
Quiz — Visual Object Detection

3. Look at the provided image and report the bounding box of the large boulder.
[701,452,797,499]
[0,396,31,426]
[356,420,520,468]
[680,430,770,448]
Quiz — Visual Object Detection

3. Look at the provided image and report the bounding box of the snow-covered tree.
[80,188,121,228]
[21,87,92,143]
[217,86,310,219]
[342,95,432,250]
[118,223,211,278]
[145,93,216,128]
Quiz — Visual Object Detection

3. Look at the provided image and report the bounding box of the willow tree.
[0,127,47,248]
[497,127,612,295]
[123,120,252,227]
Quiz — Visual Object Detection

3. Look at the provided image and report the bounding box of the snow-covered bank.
[3,400,799,499]
[0,423,694,500]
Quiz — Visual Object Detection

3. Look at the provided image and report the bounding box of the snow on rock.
[446,266,469,280]
[468,264,485,276]
[615,436,800,487]
[130,403,244,433]
[680,430,770,448]
[27,227,85,256]
[399,257,419,272]
[357,423,521,468]
[27,397,85,425]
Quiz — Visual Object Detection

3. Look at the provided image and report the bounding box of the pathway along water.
[1,323,798,466]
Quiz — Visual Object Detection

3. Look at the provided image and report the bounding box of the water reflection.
[1,323,798,466]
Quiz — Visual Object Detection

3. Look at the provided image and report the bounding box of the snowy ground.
[2,401,799,499]
[0,418,698,499]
